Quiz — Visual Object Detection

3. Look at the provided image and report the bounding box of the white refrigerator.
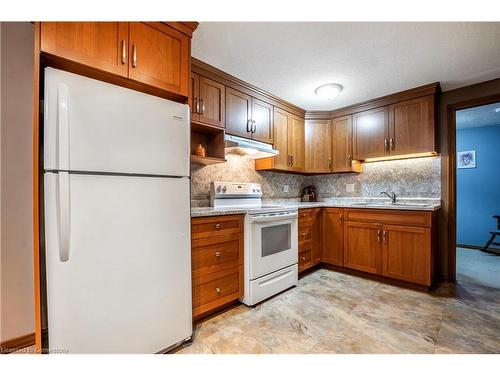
[43,68,192,353]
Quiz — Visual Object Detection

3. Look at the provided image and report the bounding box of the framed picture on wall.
[457,150,476,169]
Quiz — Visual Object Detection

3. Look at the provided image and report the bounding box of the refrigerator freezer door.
[44,67,189,177]
[44,173,192,353]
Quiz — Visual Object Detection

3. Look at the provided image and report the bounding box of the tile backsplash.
[191,154,441,206]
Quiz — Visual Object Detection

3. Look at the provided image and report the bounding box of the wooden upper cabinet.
[270,107,290,170]
[353,107,389,160]
[128,22,189,97]
[343,221,382,275]
[190,74,225,128]
[305,119,332,173]
[225,87,252,138]
[40,22,129,77]
[331,115,361,173]
[251,98,273,144]
[322,208,344,266]
[389,95,435,156]
[382,225,431,285]
[288,115,305,172]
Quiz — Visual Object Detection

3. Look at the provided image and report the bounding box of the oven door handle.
[250,212,298,223]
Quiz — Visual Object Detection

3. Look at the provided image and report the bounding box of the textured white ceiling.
[192,22,500,111]
[456,102,500,129]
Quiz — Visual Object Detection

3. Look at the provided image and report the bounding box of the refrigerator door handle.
[57,172,71,262]
[57,83,70,171]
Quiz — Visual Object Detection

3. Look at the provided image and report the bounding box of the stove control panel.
[211,181,262,198]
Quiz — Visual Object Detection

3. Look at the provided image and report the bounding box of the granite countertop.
[191,198,441,217]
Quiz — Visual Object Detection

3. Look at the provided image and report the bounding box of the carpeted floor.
[456,247,500,289]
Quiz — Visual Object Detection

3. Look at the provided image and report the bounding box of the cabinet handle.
[247,119,252,133]
[252,120,256,133]
[193,98,199,114]
[291,155,294,167]
[377,229,381,244]
[121,40,126,64]
[200,99,205,115]
[328,157,332,170]
[339,214,343,223]
[384,139,388,151]
[132,44,137,68]
[215,251,222,258]
[301,256,306,261]
[383,230,387,244]
[348,154,352,164]
[215,287,221,294]
[215,223,221,229]
[301,232,307,237]
[390,138,394,150]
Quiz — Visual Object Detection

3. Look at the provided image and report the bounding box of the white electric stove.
[210,182,298,306]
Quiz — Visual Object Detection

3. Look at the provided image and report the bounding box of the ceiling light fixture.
[315,83,343,99]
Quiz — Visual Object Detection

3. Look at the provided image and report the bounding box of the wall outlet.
[283,185,290,193]
[346,183,355,193]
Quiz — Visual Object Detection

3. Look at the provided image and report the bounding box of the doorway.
[454,101,500,289]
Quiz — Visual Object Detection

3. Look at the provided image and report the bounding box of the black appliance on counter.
[301,185,317,202]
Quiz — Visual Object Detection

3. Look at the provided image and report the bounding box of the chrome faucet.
[380,191,397,204]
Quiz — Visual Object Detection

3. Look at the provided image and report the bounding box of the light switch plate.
[346,183,355,193]
[283,185,290,193]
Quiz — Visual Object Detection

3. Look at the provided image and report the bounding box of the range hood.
[225,134,279,159]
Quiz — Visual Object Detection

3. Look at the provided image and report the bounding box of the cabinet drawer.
[192,266,242,318]
[192,234,242,277]
[298,225,312,243]
[298,247,313,272]
[344,208,432,228]
[191,215,244,239]
[298,209,313,224]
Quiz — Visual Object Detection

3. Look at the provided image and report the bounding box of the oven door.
[249,211,298,280]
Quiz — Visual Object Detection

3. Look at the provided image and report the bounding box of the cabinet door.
[353,107,389,160]
[389,96,435,156]
[305,119,332,173]
[40,22,129,77]
[128,22,189,96]
[198,76,225,128]
[272,107,291,170]
[251,98,273,144]
[225,87,252,139]
[332,115,354,172]
[343,221,382,274]
[382,225,431,285]
[190,72,200,122]
[288,115,305,172]
[322,208,344,266]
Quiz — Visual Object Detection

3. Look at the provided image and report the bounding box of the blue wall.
[457,124,500,247]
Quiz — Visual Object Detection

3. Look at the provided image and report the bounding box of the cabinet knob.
[301,232,307,236]
[215,287,221,294]
[215,223,221,229]
[215,251,222,258]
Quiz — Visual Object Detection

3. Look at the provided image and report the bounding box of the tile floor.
[178,269,500,354]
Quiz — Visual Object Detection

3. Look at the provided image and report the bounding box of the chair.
[481,215,500,255]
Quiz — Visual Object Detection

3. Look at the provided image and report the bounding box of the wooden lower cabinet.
[343,221,382,275]
[298,208,321,272]
[382,224,431,285]
[191,215,244,319]
[322,208,344,266]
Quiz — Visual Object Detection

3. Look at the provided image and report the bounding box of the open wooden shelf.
[190,121,226,166]
[190,154,226,165]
